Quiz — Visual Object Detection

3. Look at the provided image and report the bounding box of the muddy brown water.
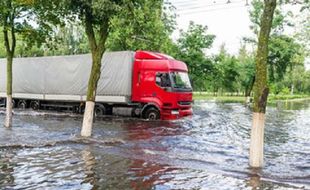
[0,100,309,190]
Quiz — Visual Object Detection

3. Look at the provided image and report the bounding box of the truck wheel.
[30,101,40,110]
[12,99,16,108]
[18,100,27,109]
[131,107,141,117]
[143,107,160,120]
[95,105,106,116]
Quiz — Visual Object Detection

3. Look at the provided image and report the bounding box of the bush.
[280,87,290,95]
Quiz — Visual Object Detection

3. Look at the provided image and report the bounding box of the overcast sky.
[169,0,254,55]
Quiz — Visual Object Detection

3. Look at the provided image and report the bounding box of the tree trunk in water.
[81,101,95,137]
[249,112,265,167]
[249,0,277,168]
[290,83,294,95]
[80,4,109,137]
[4,55,13,128]
[4,95,13,128]
[81,53,103,137]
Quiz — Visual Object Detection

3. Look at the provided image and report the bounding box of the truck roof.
[135,51,174,60]
[135,51,188,72]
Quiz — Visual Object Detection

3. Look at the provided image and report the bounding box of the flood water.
[0,100,309,190]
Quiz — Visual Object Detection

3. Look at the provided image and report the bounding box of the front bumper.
[161,108,193,120]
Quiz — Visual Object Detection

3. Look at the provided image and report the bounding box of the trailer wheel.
[30,101,40,110]
[95,104,106,117]
[131,107,141,117]
[12,99,16,108]
[18,100,27,109]
[143,107,160,120]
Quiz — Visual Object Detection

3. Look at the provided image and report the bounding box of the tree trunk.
[290,83,294,95]
[4,95,13,127]
[2,3,16,128]
[4,55,13,128]
[80,9,108,137]
[249,0,277,168]
[81,52,103,137]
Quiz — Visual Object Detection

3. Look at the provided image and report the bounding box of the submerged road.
[0,100,309,189]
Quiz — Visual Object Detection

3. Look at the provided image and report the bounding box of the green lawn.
[193,92,310,103]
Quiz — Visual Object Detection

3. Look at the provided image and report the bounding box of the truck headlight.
[171,110,179,115]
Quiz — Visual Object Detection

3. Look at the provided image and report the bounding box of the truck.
[0,50,193,120]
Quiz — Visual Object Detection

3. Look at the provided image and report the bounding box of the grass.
[193,94,245,103]
[193,92,310,103]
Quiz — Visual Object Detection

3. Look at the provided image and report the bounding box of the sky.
[169,0,254,55]
[169,0,310,69]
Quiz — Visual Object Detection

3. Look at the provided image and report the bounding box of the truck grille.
[178,101,192,106]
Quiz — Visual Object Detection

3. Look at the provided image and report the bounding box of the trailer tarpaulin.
[0,51,135,99]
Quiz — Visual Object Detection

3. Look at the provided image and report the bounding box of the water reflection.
[81,149,99,189]
[128,160,176,190]
[0,149,15,188]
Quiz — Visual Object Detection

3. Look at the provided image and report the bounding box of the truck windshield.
[170,72,192,91]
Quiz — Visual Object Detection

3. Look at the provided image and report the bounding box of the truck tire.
[18,100,27,109]
[30,101,40,110]
[12,99,16,108]
[131,107,141,117]
[143,107,160,120]
[95,104,106,116]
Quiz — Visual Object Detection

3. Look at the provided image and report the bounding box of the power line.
[176,0,245,11]
[170,0,249,6]
[172,0,217,6]
[178,4,248,15]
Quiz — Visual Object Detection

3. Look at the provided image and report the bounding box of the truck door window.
[156,73,171,88]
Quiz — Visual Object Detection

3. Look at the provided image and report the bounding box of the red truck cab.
[132,51,193,120]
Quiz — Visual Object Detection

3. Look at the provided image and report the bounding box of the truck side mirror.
[163,87,172,92]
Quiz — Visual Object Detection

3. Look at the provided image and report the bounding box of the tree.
[268,35,304,83]
[0,0,16,128]
[211,46,240,95]
[249,0,277,168]
[106,0,176,52]
[0,0,61,127]
[176,21,215,91]
[65,0,124,137]
[249,0,292,36]
[237,44,255,101]
[43,22,90,56]
[249,0,308,95]
[267,34,305,95]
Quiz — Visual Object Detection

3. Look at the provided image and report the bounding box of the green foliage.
[213,51,240,93]
[280,86,290,95]
[249,0,292,35]
[237,45,256,95]
[0,0,65,58]
[175,21,215,91]
[268,34,304,82]
[43,23,90,56]
[106,0,175,52]
[247,0,309,99]
[178,21,215,53]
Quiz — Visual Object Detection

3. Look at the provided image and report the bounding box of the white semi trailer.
[0,51,134,116]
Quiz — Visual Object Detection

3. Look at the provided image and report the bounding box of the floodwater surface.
[0,100,309,190]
